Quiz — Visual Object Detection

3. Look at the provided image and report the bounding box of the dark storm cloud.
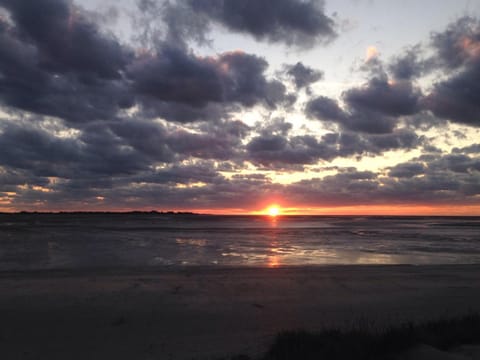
[132,162,223,186]
[430,17,479,70]
[388,46,430,80]
[257,117,292,137]
[0,168,50,193]
[429,154,480,173]
[285,169,381,206]
[186,0,336,47]
[327,129,423,158]
[305,96,346,122]
[425,68,480,126]
[107,120,173,162]
[285,62,323,89]
[129,47,287,110]
[166,120,249,160]
[453,144,480,154]
[283,150,480,207]
[307,67,427,134]
[343,78,421,117]
[0,113,252,194]
[0,0,290,125]
[306,95,397,134]
[0,0,130,79]
[245,128,423,169]
[0,119,159,180]
[389,162,425,178]
[2,1,480,212]
[0,119,81,174]
[424,17,480,126]
[342,111,397,134]
[2,131,479,210]
[0,0,133,124]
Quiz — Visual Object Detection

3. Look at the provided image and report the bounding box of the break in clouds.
[0,0,479,212]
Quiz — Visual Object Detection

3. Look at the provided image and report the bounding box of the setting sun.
[267,205,280,217]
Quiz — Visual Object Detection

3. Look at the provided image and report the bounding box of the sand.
[0,264,480,359]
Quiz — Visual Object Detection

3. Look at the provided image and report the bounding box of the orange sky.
[165,204,480,216]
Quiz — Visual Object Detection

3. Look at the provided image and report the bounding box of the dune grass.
[221,313,480,360]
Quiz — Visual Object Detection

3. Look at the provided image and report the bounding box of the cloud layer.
[0,0,479,212]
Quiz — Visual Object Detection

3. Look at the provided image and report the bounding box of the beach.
[1,264,480,359]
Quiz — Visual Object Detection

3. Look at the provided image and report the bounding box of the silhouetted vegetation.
[220,314,480,360]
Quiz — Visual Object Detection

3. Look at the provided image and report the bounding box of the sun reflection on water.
[267,215,281,267]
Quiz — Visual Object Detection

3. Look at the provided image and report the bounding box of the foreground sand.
[1,265,479,359]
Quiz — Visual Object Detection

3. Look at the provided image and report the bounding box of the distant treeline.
[0,211,199,215]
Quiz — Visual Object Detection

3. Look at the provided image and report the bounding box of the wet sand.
[1,264,479,359]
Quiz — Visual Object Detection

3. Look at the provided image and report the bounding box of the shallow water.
[0,214,479,271]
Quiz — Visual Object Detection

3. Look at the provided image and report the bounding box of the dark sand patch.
[0,265,479,359]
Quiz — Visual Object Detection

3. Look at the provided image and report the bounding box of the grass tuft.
[261,313,480,360]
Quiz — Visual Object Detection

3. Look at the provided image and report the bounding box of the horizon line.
[1,210,480,217]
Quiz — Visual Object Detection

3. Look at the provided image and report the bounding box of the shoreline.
[2,262,480,275]
[1,264,480,359]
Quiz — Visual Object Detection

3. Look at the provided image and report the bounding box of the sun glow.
[267,205,280,217]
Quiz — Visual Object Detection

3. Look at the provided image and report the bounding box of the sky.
[0,0,480,215]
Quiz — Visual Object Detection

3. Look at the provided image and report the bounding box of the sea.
[0,213,479,271]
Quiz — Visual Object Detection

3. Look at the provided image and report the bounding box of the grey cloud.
[167,130,240,161]
[258,117,293,137]
[329,130,422,158]
[138,100,232,123]
[389,163,425,178]
[246,134,334,169]
[0,0,131,79]
[3,144,480,210]
[129,47,287,113]
[284,150,480,207]
[424,17,480,126]
[245,129,422,169]
[431,17,480,70]
[424,67,480,126]
[108,120,173,162]
[0,1,133,124]
[0,0,290,126]
[0,119,81,174]
[387,46,435,81]
[430,154,480,173]
[389,49,422,80]
[306,96,347,122]
[186,0,336,47]
[307,76,422,134]
[133,162,223,186]
[453,144,480,154]
[285,62,323,89]
[344,78,421,117]
[306,95,396,134]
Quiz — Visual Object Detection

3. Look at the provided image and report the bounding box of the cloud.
[0,0,289,125]
[1,1,480,212]
[388,45,429,80]
[245,127,423,169]
[306,95,397,134]
[283,149,480,207]
[389,162,425,178]
[365,46,379,62]
[185,0,336,47]
[0,0,130,79]
[285,62,323,89]
[306,66,424,134]
[0,0,133,124]
[246,134,334,169]
[129,47,287,117]
[166,120,249,160]
[424,17,480,126]
[343,78,421,117]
